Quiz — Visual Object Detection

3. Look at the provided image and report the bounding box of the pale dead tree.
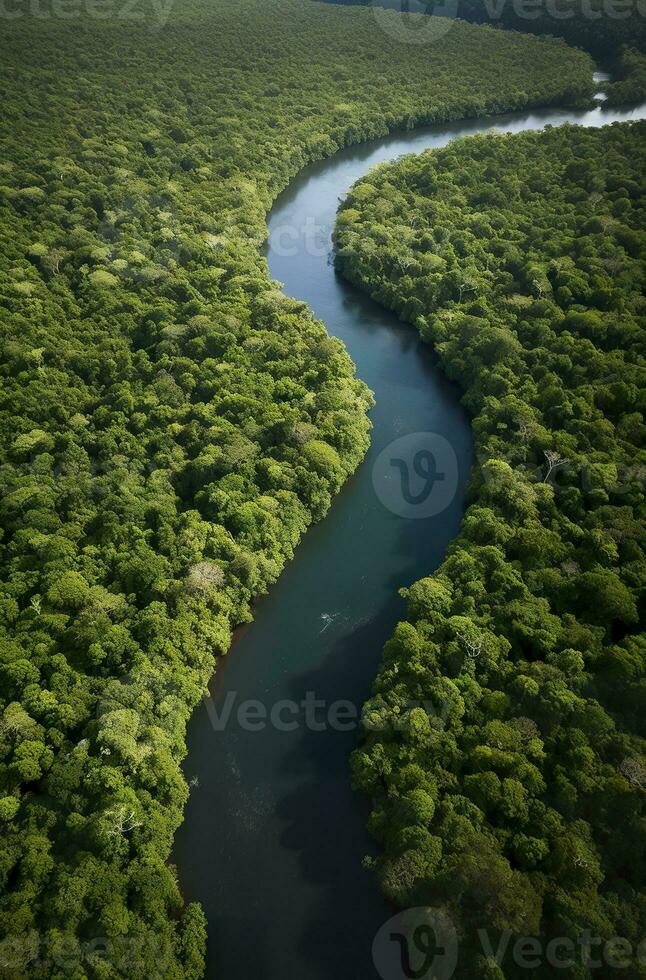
[460,632,482,660]
[543,450,569,483]
[619,758,646,789]
[561,559,580,577]
[105,807,142,837]
[46,250,64,276]
[30,595,41,615]
[396,254,414,274]
[603,255,624,275]
[187,561,224,593]
[532,278,545,298]
[511,716,540,744]
[189,776,200,789]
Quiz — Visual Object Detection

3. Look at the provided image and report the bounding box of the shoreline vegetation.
[335,120,646,978]
[604,48,646,105]
[317,0,646,105]
[0,1,597,974]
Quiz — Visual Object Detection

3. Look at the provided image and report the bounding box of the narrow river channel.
[174,86,646,980]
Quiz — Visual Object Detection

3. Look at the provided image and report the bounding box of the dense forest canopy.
[446,0,646,59]
[336,121,646,978]
[317,0,646,102]
[316,0,646,57]
[0,0,596,975]
[606,47,646,105]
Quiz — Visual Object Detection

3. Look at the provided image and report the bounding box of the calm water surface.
[174,93,646,980]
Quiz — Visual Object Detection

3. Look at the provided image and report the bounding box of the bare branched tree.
[105,807,143,837]
[543,450,569,483]
[619,758,646,789]
[460,632,482,659]
[396,254,414,273]
[46,249,65,275]
[561,559,580,577]
[106,806,143,837]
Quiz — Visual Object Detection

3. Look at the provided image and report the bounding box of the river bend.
[174,86,646,980]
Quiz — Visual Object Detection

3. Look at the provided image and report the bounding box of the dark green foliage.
[606,48,646,104]
[319,0,646,60]
[0,0,595,975]
[337,123,646,976]
[456,0,646,60]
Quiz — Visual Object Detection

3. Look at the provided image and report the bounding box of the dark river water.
[174,88,646,980]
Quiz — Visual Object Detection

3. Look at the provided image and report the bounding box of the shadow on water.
[276,604,402,978]
[173,93,646,980]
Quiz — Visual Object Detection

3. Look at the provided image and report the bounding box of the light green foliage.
[338,123,646,975]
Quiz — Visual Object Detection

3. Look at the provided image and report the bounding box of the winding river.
[174,85,646,980]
